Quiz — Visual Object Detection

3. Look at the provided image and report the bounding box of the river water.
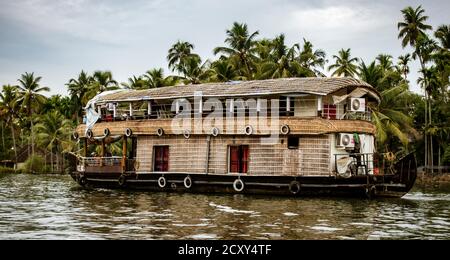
[0,173,449,240]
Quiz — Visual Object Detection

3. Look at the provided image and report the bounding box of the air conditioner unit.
[348,98,366,112]
[336,133,355,148]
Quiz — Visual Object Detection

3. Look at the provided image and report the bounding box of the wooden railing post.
[122,136,127,173]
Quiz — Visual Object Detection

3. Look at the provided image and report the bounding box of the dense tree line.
[1,6,449,173]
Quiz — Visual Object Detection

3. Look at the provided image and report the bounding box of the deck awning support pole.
[286,97,291,112]
[129,103,133,117]
[317,96,323,117]
[101,139,105,166]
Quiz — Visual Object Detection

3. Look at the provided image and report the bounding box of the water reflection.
[0,174,449,239]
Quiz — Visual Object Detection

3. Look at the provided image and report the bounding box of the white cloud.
[288,5,390,34]
[0,0,172,45]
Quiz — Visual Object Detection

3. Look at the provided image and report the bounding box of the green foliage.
[443,146,450,165]
[328,49,359,77]
[0,166,18,174]
[22,155,46,174]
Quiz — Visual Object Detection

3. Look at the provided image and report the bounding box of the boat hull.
[69,153,417,199]
[70,171,414,199]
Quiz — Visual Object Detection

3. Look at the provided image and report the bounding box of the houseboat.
[69,78,417,198]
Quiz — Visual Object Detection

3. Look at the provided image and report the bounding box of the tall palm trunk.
[1,121,5,151]
[56,150,60,173]
[418,55,431,174]
[424,92,428,173]
[10,125,17,168]
[30,116,35,172]
[438,145,441,175]
[50,147,54,173]
[429,98,433,174]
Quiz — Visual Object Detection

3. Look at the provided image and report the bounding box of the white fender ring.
[156,128,164,136]
[125,128,133,137]
[245,125,253,135]
[158,176,166,188]
[184,176,192,189]
[183,130,191,139]
[281,124,290,135]
[233,179,245,192]
[211,127,220,137]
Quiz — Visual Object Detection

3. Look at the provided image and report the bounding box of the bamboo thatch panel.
[76,118,376,137]
[134,135,332,176]
[298,136,330,176]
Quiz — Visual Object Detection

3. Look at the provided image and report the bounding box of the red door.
[154,146,169,172]
[229,146,249,173]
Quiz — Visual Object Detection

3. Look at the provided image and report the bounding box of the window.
[153,146,169,172]
[229,145,249,173]
[279,97,295,116]
[323,104,337,119]
[288,136,299,149]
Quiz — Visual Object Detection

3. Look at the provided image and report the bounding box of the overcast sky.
[0,0,449,96]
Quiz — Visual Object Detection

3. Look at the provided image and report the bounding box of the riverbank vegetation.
[0,6,449,174]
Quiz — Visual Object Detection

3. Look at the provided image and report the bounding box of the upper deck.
[76,77,380,137]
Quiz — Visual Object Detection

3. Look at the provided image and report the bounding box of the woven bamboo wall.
[298,136,331,176]
[135,135,331,176]
[136,135,208,173]
[77,118,376,137]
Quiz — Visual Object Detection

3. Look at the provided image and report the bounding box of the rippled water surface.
[1,174,449,239]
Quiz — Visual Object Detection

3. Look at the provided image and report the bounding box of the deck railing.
[334,153,375,176]
[334,153,395,176]
[76,157,136,173]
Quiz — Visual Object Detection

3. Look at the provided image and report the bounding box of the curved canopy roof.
[94,77,380,104]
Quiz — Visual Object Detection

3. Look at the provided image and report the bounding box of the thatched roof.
[95,77,380,103]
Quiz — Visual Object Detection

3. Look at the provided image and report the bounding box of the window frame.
[228,145,250,174]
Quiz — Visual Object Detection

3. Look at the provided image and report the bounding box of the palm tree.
[178,56,210,84]
[257,34,309,79]
[16,72,49,162]
[143,68,178,88]
[84,71,118,103]
[167,41,199,74]
[0,85,19,162]
[398,5,433,48]
[328,49,359,77]
[214,22,259,78]
[121,76,148,90]
[434,25,450,50]
[254,39,274,62]
[271,34,297,62]
[209,59,240,82]
[369,84,418,151]
[298,39,327,76]
[358,61,383,88]
[36,111,72,173]
[66,70,92,121]
[397,54,411,81]
[397,6,434,171]
[376,54,394,73]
